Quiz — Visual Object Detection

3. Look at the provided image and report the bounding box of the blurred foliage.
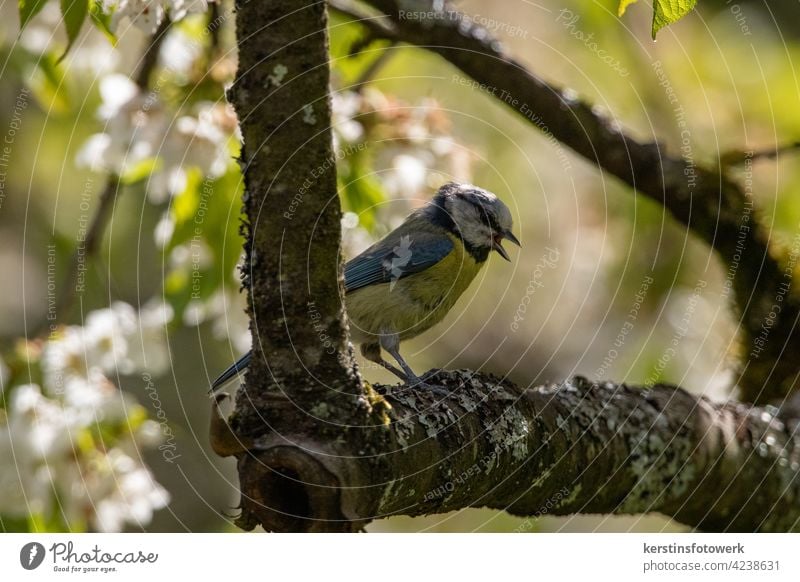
[164,165,244,322]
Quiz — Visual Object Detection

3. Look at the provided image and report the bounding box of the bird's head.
[434,182,520,261]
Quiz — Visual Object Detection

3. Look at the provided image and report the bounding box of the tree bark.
[229,0,379,530]
[215,370,800,532]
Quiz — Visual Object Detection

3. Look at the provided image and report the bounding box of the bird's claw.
[420,368,444,382]
[373,384,392,396]
[427,385,452,398]
[406,372,451,397]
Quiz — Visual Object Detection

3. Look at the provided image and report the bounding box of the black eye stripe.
[476,206,499,232]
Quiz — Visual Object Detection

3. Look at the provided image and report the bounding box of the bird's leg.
[376,334,451,396]
[379,333,420,383]
[379,333,436,390]
[360,342,407,383]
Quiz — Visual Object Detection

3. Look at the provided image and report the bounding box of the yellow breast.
[345,233,484,343]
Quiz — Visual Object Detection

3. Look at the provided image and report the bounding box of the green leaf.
[340,174,384,232]
[58,0,89,61]
[162,164,245,321]
[0,514,34,533]
[337,149,385,232]
[618,0,698,38]
[18,0,49,31]
[328,12,394,85]
[90,0,116,44]
[617,0,638,17]
[651,0,697,37]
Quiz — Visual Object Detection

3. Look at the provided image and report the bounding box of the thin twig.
[51,175,121,324]
[353,41,397,92]
[328,0,398,39]
[134,18,171,89]
[208,1,222,54]
[721,141,800,166]
[329,1,399,91]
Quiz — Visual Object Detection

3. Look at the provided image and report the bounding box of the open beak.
[492,230,521,261]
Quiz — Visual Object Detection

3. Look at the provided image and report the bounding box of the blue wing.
[344,229,453,293]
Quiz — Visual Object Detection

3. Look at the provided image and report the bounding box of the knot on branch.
[237,446,360,532]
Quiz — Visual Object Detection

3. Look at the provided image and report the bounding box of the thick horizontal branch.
[221,370,800,532]
[338,0,800,404]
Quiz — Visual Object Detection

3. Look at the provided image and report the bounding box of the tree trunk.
[228,0,379,531]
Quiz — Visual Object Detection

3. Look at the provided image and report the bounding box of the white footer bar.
[1,533,797,581]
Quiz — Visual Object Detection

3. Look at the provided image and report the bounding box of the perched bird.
[211,182,519,390]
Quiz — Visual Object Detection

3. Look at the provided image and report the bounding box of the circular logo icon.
[19,542,45,570]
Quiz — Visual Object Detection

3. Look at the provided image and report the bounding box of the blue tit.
[211,182,519,390]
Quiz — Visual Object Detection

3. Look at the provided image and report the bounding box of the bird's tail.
[210,351,253,392]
